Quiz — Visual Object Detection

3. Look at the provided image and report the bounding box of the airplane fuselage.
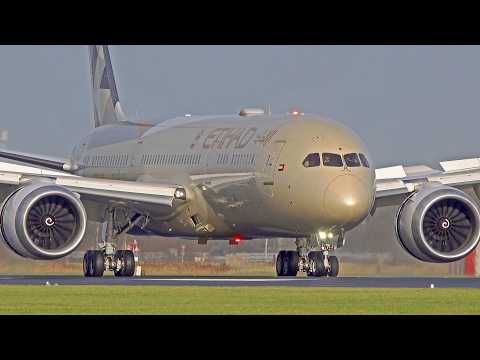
[71,113,376,240]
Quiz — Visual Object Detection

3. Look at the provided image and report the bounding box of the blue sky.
[0,45,479,168]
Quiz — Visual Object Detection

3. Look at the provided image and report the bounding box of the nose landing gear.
[275,237,341,277]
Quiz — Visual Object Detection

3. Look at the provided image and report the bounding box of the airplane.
[0,45,479,278]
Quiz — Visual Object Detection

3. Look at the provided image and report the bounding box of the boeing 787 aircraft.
[0,45,479,277]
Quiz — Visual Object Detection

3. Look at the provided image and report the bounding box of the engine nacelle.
[395,183,480,263]
[0,183,87,260]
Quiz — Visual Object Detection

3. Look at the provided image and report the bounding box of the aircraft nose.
[323,175,373,226]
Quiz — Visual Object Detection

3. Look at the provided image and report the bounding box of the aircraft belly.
[199,176,265,233]
[139,173,290,238]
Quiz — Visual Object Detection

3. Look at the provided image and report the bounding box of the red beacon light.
[230,234,243,245]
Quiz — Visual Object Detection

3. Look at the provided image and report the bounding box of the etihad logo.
[190,128,279,150]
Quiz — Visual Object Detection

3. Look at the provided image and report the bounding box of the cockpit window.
[302,153,321,168]
[343,153,361,167]
[322,153,344,167]
[359,153,370,168]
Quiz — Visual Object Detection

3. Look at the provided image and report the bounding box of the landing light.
[327,232,334,240]
[174,188,187,200]
[319,231,327,240]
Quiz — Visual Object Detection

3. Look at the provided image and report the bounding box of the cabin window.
[322,153,343,167]
[302,153,321,168]
[359,153,370,168]
[343,153,361,167]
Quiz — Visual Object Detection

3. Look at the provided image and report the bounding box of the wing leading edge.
[0,163,187,225]
[0,149,75,172]
[375,157,480,204]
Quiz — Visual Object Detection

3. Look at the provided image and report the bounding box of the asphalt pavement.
[0,275,479,288]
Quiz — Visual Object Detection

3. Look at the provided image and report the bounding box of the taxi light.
[319,231,327,240]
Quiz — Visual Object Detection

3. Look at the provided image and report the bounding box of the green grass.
[1,285,480,314]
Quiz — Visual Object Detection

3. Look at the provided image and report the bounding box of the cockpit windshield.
[303,152,369,169]
[359,153,370,168]
[343,153,361,167]
[322,153,344,167]
[302,153,321,168]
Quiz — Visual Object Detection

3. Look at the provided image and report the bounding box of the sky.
[0,45,479,168]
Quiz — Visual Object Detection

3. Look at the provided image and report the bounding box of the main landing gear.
[83,208,148,278]
[83,248,136,278]
[275,237,341,278]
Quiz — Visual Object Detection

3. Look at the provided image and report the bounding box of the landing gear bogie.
[83,207,143,278]
[276,248,340,278]
[83,248,136,278]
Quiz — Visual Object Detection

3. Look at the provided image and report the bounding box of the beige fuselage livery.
[72,113,376,240]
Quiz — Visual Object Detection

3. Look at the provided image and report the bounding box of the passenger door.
[259,140,286,197]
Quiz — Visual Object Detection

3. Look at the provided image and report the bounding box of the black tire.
[113,250,125,277]
[306,252,315,277]
[308,251,327,277]
[285,251,299,276]
[276,251,286,276]
[83,251,93,277]
[113,250,136,277]
[91,250,105,277]
[328,256,339,277]
[122,250,136,277]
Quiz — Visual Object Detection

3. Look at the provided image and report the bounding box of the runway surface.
[0,275,480,288]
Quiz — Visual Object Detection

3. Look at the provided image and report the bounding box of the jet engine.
[0,183,87,260]
[395,183,480,263]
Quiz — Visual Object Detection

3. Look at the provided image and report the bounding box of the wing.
[375,157,480,207]
[0,148,76,171]
[0,160,187,222]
